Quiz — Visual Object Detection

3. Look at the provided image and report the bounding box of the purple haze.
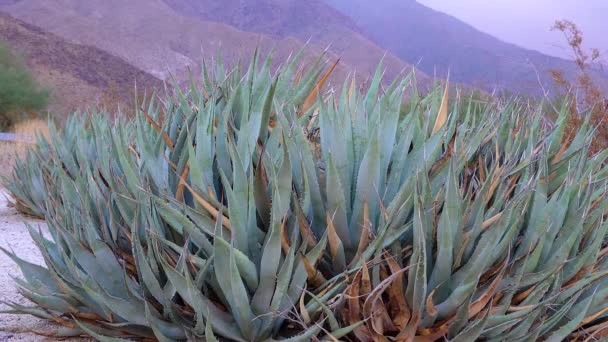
[417,0,608,61]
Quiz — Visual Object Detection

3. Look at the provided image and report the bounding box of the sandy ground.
[0,190,88,341]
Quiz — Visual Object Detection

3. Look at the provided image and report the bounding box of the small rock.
[0,333,15,342]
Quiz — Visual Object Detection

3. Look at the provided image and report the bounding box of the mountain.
[3,0,596,96]
[0,0,428,89]
[163,0,362,36]
[324,0,607,94]
[161,0,425,84]
[0,11,162,116]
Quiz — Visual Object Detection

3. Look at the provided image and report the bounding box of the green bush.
[4,51,608,341]
[0,41,48,130]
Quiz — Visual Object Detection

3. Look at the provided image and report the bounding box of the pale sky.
[417,0,608,61]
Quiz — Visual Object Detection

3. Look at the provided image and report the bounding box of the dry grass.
[0,119,49,180]
[12,119,50,139]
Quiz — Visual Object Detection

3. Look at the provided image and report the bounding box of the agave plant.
[3,49,608,342]
[2,50,361,341]
[335,105,608,341]
[2,132,50,218]
[296,62,608,340]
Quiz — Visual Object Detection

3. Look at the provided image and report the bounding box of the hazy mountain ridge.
[324,0,608,94]
[157,0,428,85]
[163,0,363,38]
[0,0,427,90]
[0,11,163,116]
[1,0,602,96]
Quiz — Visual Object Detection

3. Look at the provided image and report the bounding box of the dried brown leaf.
[301,59,340,116]
[432,80,449,134]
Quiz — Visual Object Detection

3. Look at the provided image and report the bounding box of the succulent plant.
[337,111,608,341]
[4,50,608,341]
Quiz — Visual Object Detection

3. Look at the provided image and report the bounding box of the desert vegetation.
[2,50,608,341]
[0,41,48,130]
[0,40,50,177]
[549,20,608,153]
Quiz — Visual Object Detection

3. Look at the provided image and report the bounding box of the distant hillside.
[6,0,598,96]
[164,0,362,36]
[0,0,426,89]
[324,0,608,94]
[0,11,163,116]
[161,0,426,84]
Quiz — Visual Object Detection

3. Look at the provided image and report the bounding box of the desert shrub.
[4,51,608,341]
[550,20,607,152]
[0,41,49,130]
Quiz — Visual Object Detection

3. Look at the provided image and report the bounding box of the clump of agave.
[3,50,608,341]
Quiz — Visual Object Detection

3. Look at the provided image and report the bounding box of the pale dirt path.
[0,190,89,341]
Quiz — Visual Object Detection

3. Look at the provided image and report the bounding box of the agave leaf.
[363,59,384,114]
[301,58,340,115]
[258,76,279,142]
[227,236,258,338]
[74,320,133,342]
[0,302,56,320]
[266,325,322,342]
[403,185,428,335]
[159,252,244,341]
[283,229,329,314]
[428,161,462,299]
[279,113,325,229]
[110,127,141,196]
[536,290,583,337]
[269,233,297,317]
[546,291,595,342]
[0,246,59,292]
[17,286,73,313]
[291,53,329,108]
[323,152,350,252]
[132,224,166,308]
[142,110,174,150]
[350,126,382,238]
[218,152,250,254]
[252,216,283,315]
[326,211,347,271]
[254,151,272,228]
[77,273,146,326]
[450,307,490,342]
[144,302,187,341]
[432,79,449,134]
[321,320,365,341]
